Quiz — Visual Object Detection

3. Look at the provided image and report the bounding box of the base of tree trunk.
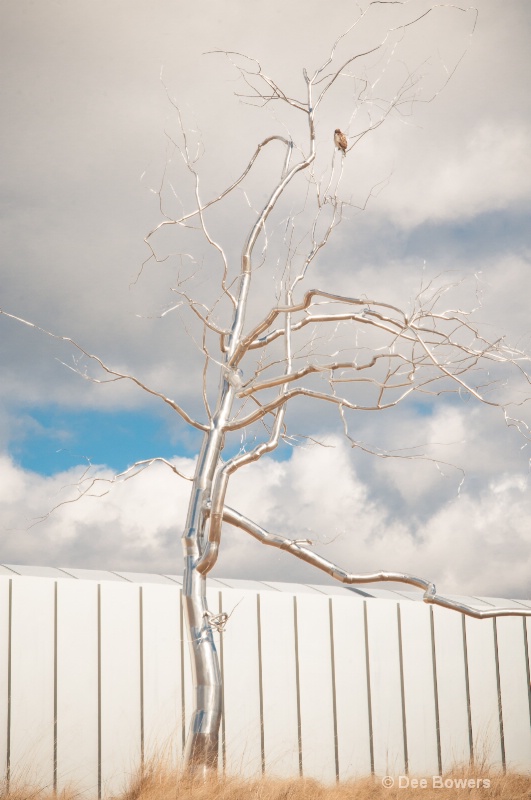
[183,728,219,775]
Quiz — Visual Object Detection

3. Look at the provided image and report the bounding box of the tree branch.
[0,310,208,432]
[221,505,531,619]
[29,457,193,528]
[143,135,295,249]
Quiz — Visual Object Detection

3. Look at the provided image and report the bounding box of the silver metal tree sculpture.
[2,1,531,776]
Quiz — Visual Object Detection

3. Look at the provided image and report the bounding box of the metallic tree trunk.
[181,558,222,771]
[181,424,228,773]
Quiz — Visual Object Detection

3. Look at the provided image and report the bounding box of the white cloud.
[379,122,531,227]
[1,436,530,600]
[0,453,193,570]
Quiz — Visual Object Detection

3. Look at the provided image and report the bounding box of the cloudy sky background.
[1,0,530,598]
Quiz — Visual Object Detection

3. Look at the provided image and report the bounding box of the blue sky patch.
[7,407,197,476]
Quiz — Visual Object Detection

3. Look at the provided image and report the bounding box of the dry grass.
[3,764,531,800]
[118,765,531,800]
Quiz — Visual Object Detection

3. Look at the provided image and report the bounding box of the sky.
[1,0,530,599]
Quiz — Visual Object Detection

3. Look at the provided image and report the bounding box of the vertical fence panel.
[527,618,531,709]
[258,591,300,777]
[219,588,261,777]
[330,596,372,779]
[295,593,336,783]
[99,582,141,796]
[141,584,182,767]
[0,578,10,781]
[465,617,503,769]
[9,577,55,788]
[431,606,470,771]
[365,600,405,776]
[399,603,439,776]
[56,579,99,795]
[495,617,531,771]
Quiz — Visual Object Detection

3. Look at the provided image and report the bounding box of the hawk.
[334,128,348,155]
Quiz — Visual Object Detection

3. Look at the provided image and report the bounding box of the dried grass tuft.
[2,762,531,800]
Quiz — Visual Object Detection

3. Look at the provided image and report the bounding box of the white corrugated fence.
[0,565,530,796]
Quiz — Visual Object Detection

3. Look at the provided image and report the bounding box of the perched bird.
[334,128,348,155]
